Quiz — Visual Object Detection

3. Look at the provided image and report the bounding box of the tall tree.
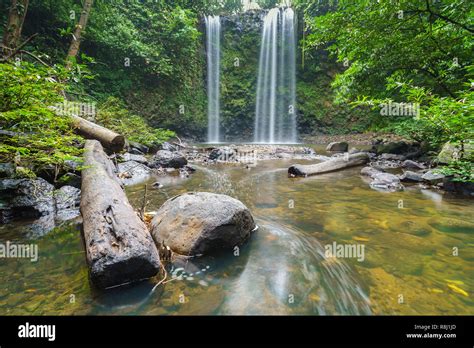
[66,0,93,68]
[1,0,29,55]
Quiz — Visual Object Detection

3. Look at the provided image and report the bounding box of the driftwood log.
[72,115,125,152]
[81,140,160,288]
[288,153,369,177]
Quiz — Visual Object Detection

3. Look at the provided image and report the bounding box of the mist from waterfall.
[205,15,221,143]
[254,7,297,144]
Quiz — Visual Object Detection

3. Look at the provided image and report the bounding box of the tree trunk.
[81,140,160,289]
[66,0,93,67]
[2,0,29,55]
[288,153,369,177]
[72,115,125,152]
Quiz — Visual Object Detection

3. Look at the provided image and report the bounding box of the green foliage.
[437,160,474,183]
[0,62,83,172]
[95,97,175,148]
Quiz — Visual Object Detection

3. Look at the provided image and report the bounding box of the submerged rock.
[150,150,187,169]
[326,141,348,152]
[117,160,153,186]
[151,192,256,256]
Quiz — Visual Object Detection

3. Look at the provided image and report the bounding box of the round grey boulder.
[151,192,256,256]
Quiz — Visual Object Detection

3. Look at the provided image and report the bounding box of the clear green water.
[0,150,473,315]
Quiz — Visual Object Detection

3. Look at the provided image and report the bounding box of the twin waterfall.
[255,7,297,144]
[205,15,221,144]
[205,8,297,144]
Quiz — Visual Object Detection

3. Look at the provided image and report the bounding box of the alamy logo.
[18,322,56,341]
[380,101,419,117]
[325,242,365,262]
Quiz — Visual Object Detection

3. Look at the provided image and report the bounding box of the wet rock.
[209,147,237,161]
[60,172,81,189]
[0,163,16,178]
[117,161,153,186]
[0,178,55,223]
[150,150,187,169]
[326,141,348,152]
[161,141,179,152]
[421,170,445,184]
[151,192,256,256]
[54,186,81,221]
[119,153,148,165]
[360,166,382,178]
[402,159,426,170]
[399,171,424,182]
[442,177,474,197]
[129,141,149,155]
[369,173,404,192]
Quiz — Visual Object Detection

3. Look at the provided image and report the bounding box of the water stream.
[0,146,472,315]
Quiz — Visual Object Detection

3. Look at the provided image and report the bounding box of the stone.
[129,141,149,155]
[117,161,153,186]
[119,153,148,165]
[0,163,16,178]
[151,192,256,256]
[437,141,474,164]
[150,150,187,169]
[399,171,424,182]
[376,141,411,155]
[54,186,81,221]
[0,178,55,223]
[402,159,426,170]
[326,141,348,152]
[369,173,404,192]
[421,170,445,184]
[360,166,382,178]
[209,147,237,161]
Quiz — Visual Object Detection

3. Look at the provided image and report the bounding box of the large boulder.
[150,150,187,169]
[437,142,474,164]
[0,178,55,223]
[151,192,256,256]
[117,161,153,186]
[326,141,348,152]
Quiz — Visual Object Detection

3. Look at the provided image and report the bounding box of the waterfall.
[205,15,221,144]
[255,7,297,144]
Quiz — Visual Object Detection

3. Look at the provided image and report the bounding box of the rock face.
[326,141,348,152]
[150,150,187,169]
[117,160,153,186]
[151,192,256,256]
[0,178,55,223]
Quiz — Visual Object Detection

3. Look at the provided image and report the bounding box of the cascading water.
[254,7,297,144]
[205,15,221,144]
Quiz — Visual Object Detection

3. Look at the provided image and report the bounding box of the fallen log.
[288,152,369,177]
[72,115,125,152]
[81,140,160,289]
